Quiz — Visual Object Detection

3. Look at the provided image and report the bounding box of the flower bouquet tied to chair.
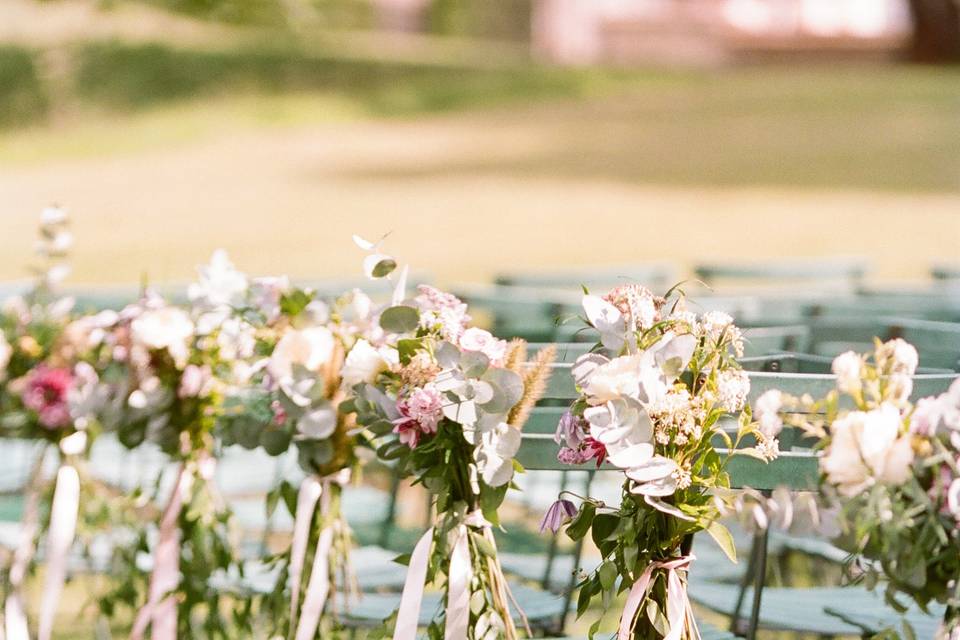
[348,236,556,640]
[548,284,780,640]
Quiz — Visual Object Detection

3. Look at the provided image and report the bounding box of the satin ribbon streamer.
[4,446,43,640]
[393,511,491,640]
[617,555,700,640]
[288,469,351,640]
[37,464,80,640]
[130,463,194,640]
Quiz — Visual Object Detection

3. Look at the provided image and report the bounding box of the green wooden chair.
[931,263,960,282]
[456,285,580,343]
[694,257,868,291]
[740,326,810,357]
[525,357,958,639]
[494,264,677,296]
[889,317,960,371]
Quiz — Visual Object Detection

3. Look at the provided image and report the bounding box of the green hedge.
[74,41,596,115]
[0,47,49,128]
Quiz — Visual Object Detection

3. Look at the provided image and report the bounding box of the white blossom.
[342,339,394,387]
[831,351,863,395]
[820,403,914,497]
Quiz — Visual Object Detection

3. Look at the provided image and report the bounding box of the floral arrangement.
[0,209,120,640]
[349,237,556,639]
[92,252,262,640]
[761,339,960,639]
[546,285,780,640]
[211,251,388,639]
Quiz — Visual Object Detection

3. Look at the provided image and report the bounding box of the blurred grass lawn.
[0,41,958,286]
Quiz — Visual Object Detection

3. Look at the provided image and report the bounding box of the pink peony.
[393,384,445,447]
[21,365,74,429]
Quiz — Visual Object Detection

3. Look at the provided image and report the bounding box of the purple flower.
[554,410,585,449]
[539,498,578,534]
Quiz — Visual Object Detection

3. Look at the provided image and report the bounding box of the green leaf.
[706,521,738,564]
[380,305,420,333]
[598,561,617,591]
[470,531,496,558]
[480,483,508,527]
[591,513,619,548]
[392,553,411,566]
[259,427,291,456]
[566,502,596,541]
[280,289,312,317]
[372,258,397,278]
[397,338,425,365]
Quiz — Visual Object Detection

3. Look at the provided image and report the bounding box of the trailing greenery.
[0,47,48,128]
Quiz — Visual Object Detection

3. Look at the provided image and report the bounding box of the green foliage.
[72,41,597,114]
[144,0,287,25]
[0,47,48,129]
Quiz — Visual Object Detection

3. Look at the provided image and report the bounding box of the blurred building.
[532,0,913,65]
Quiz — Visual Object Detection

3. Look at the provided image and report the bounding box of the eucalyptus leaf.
[379,305,420,333]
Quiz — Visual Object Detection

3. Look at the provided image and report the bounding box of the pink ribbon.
[617,555,700,640]
[130,463,193,640]
[288,470,351,640]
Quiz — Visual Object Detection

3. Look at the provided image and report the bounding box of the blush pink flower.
[393,384,445,447]
[21,365,74,429]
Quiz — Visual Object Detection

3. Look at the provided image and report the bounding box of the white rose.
[131,307,194,367]
[820,403,913,496]
[582,354,645,403]
[585,397,654,457]
[342,339,394,386]
[0,334,11,379]
[831,351,863,395]
[267,327,335,382]
[458,328,507,365]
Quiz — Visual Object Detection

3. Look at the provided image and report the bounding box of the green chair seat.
[691,583,881,635]
[824,602,945,639]
[338,582,567,630]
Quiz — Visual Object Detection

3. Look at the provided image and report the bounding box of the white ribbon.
[130,463,193,640]
[617,555,700,640]
[393,511,492,640]
[288,469,351,640]
[392,526,434,640]
[37,464,80,640]
[288,478,323,634]
[445,525,471,640]
[3,448,43,640]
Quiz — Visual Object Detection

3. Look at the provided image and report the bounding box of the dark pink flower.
[583,437,607,467]
[21,365,74,429]
[393,418,421,448]
[270,400,287,426]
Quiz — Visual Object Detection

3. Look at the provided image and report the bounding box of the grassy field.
[0,58,958,289]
